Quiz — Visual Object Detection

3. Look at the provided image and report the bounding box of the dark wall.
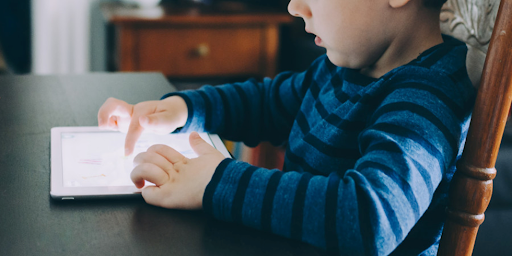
[0,0,31,74]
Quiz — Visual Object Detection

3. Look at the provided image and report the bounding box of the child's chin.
[327,52,372,71]
[326,53,349,68]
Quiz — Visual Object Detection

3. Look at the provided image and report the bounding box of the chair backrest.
[440,0,501,87]
[437,0,512,255]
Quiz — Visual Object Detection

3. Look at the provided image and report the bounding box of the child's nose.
[287,0,312,18]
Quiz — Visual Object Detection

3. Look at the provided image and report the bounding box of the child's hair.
[424,0,447,9]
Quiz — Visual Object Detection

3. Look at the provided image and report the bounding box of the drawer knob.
[195,43,210,57]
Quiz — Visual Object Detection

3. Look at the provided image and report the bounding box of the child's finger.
[141,186,167,207]
[99,115,118,131]
[98,98,132,128]
[125,117,144,156]
[133,151,174,172]
[131,162,169,188]
[147,144,187,165]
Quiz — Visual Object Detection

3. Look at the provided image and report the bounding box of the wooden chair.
[437,0,512,255]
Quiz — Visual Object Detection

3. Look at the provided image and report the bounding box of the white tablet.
[50,126,231,200]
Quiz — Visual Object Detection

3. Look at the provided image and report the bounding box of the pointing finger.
[124,101,158,156]
[125,117,144,156]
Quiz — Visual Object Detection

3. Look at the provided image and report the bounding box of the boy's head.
[288,0,447,78]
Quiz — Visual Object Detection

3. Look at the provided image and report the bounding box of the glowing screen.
[61,132,212,187]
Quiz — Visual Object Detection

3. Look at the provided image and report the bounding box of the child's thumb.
[189,132,215,156]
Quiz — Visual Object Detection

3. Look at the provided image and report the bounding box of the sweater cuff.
[203,158,231,215]
[203,158,255,221]
[161,91,205,133]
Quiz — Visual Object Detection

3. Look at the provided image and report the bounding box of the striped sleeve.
[161,56,335,146]
[202,76,472,255]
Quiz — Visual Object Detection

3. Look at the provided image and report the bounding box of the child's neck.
[359,11,444,79]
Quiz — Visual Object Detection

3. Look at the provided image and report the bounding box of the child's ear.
[389,0,411,8]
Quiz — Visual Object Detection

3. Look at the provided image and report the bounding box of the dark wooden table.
[0,73,319,256]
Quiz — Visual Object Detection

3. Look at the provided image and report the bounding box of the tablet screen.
[60,132,212,188]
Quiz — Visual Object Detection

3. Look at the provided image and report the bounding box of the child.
[97,0,476,254]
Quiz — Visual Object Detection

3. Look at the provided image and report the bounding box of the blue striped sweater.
[163,35,476,255]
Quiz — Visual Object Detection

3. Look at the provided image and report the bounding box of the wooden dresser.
[102,2,293,78]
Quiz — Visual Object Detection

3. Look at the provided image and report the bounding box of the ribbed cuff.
[161,91,202,133]
[203,158,234,215]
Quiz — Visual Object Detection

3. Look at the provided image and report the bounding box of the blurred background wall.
[1,0,324,75]
[32,0,108,74]
[0,0,31,74]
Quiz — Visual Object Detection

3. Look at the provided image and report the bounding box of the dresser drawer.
[135,26,264,77]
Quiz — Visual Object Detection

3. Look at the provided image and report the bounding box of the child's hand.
[97,96,188,156]
[130,132,226,210]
